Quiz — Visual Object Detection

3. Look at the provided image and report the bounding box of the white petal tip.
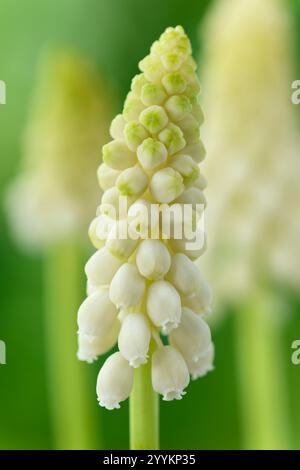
[191,366,214,380]
[98,398,121,410]
[129,356,148,368]
[162,389,186,401]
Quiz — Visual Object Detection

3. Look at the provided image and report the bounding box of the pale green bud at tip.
[131,73,148,97]
[139,105,168,134]
[139,55,164,83]
[161,52,185,72]
[124,120,148,151]
[170,154,200,184]
[162,72,187,95]
[158,123,186,155]
[137,137,167,171]
[165,95,192,122]
[141,83,167,106]
[116,165,148,197]
[150,167,184,203]
[123,92,145,121]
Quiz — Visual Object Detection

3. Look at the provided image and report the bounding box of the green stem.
[130,350,159,450]
[235,293,290,449]
[44,240,99,449]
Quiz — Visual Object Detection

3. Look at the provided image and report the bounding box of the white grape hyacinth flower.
[77,25,214,410]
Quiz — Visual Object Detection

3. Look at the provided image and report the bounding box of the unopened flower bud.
[85,247,123,286]
[165,95,192,121]
[166,253,205,297]
[169,307,211,364]
[188,343,215,380]
[182,279,212,315]
[137,138,167,171]
[96,352,134,409]
[97,163,121,191]
[103,140,136,170]
[162,72,187,95]
[139,105,168,134]
[109,114,126,140]
[179,114,200,144]
[136,239,171,280]
[110,262,145,308]
[78,320,120,363]
[118,313,151,367]
[77,289,117,338]
[147,280,181,333]
[123,92,145,121]
[158,123,186,155]
[88,217,105,249]
[184,140,206,163]
[124,121,148,151]
[100,187,132,219]
[106,220,138,260]
[139,55,164,82]
[131,73,148,96]
[175,187,206,209]
[116,165,148,197]
[141,83,167,106]
[127,199,159,238]
[150,167,184,203]
[152,346,189,400]
[170,154,200,183]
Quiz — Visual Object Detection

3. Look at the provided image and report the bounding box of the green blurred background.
[0,0,299,450]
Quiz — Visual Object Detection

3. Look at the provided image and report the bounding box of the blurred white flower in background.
[200,0,300,306]
[5,51,115,250]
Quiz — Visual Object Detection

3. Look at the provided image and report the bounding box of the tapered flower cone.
[5,51,116,449]
[200,0,299,449]
[78,26,214,450]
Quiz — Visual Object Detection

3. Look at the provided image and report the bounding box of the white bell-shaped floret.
[96,352,134,410]
[128,199,159,239]
[84,247,123,286]
[182,279,212,315]
[136,239,171,280]
[169,307,211,364]
[109,262,145,308]
[152,345,189,400]
[118,313,151,367]
[146,280,181,333]
[77,320,120,363]
[77,289,118,338]
[187,343,215,380]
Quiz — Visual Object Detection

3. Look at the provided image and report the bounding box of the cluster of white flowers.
[77,26,214,410]
[200,0,300,303]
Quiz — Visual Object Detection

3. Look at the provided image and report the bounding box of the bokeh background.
[0,0,299,450]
